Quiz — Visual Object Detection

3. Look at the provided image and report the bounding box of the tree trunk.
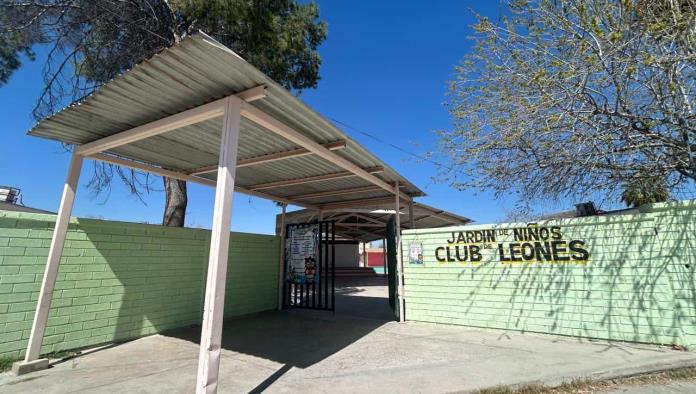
[162,176,187,227]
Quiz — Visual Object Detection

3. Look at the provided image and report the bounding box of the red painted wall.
[366,251,385,267]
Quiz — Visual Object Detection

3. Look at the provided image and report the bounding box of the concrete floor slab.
[2,277,696,393]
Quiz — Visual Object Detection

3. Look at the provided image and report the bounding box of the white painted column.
[394,182,405,322]
[196,96,242,394]
[276,203,287,311]
[24,153,84,364]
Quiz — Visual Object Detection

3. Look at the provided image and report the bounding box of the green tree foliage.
[438,0,695,206]
[621,177,670,207]
[0,0,327,226]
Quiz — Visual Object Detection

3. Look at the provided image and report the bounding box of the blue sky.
[1,1,558,234]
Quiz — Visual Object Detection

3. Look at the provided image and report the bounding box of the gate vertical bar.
[20,153,83,370]
[196,96,241,394]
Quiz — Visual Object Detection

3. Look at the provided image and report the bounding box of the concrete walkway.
[2,277,696,393]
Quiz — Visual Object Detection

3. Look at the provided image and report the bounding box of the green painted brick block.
[43,334,66,346]
[0,312,27,324]
[0,229,30,238]
[18,265,46,274]
[24,247,50,257]
[89,287,115,296]
[1,256,38,265]
[100,279,122,287]
[54,281,76,291]
[74,279,103,289]
[0,247,26,256]
[46,316,70,326]
[71,296,101,306]
[64,330,92,342]
[65,272,93,281]
[54,305,86,316]
[1,274,36,284]
[68,312,96,324]
[84,302,110,313]
[2,293,32,303]
[57,265,81,273]
[0,338,24,354]
[3,320,32,333]
[61,288,90,298]
[0,266,20,275]
[9,301,36,313]
[8,238,44,247]
[52,322,84,335]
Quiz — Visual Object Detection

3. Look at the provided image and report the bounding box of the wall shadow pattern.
[401,200,696,349]
[0,211,279,359]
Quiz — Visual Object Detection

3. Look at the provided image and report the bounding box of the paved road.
[2,277,696,393]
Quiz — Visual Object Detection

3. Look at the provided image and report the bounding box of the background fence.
[0,211,279,360]
[401,200,696,349]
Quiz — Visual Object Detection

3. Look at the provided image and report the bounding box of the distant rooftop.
[539,202,640,221]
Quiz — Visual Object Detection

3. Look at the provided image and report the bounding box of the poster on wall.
[409,242,423,265]
[286,224,320,284]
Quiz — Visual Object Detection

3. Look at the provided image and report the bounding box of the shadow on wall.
[0,211,279,359]
[79,220,209,347]
[457,203,696,347]
[78,221,280,353]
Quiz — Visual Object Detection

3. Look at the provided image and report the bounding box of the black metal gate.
[283,221,335,311]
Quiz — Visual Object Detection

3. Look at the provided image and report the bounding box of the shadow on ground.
[161,275,393,391]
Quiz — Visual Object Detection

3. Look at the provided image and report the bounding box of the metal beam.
[76,85,266,156]
[91,153,217,187]
[335,222,385,228]
[341,228,385,239]
[248,166,383,191]
[350,213,388,225]
[188,140,347,175]
[240,102,410,200]
[289,185,382,201]
[236,85,267,102]
[90,153,317,209]
[318,196,407,211]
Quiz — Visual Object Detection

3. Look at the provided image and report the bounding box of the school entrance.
[277,203,470,319]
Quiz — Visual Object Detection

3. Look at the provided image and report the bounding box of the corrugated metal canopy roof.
[27,32,425,208]
[277,202,472,242]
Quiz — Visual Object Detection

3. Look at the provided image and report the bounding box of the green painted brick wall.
[0,211,279,359]
[401,200,696,348]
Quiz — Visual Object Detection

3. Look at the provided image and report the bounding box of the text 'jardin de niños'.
[434,225,590,264]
